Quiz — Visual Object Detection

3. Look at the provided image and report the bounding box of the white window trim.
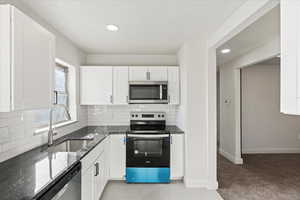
[34,58,78,134]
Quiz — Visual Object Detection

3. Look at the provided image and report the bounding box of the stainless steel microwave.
[128,81,168,104]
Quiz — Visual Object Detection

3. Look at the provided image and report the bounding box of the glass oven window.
[133,139,163,157]
[130,85,161,100]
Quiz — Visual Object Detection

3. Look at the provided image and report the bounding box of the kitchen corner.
[0,125,184,200]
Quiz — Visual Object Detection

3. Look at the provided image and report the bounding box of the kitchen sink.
[46,138,93,153]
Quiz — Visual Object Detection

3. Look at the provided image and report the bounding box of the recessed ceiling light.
[221,49,231,54]
[106,24,119,32]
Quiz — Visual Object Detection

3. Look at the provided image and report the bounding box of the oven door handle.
[132,122,147,125]
[127,134,170,138]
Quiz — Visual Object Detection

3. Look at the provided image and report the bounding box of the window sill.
[34,120,79,135]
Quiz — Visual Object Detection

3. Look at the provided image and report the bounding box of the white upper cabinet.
[168,67,180,105]
[148,67,168,81]
[81,66,180,105]
[0,5,55,112]
[129,67,148,81]
[80,66,113,105]
[129,66,168,81]
[113,67,129,104]
[280,0,300,115]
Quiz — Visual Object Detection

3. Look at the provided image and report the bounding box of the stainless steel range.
[125,112,171,183]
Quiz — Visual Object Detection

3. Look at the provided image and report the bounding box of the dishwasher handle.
[35,162,81,200]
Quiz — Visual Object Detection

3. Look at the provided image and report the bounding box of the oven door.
[126,134,170,167]
[128,81,168,104]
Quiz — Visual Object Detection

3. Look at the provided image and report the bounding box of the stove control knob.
[158,115,161,118]
[131,114,134,118]
[135,115,138,117]
[162,115,164,118]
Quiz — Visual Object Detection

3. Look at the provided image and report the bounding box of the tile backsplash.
[0,104,178,163]
[87,105,179,126]
[0,108,87,163]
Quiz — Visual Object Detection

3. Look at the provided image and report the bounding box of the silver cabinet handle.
[126,96,129,103]
[170,136,173,144]
[110,95,113,104]
[95,162,99,176]
[123,136,126,145]
[146,72,150,80]
[168,95,171,103]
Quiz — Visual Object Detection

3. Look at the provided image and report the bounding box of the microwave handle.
[160,85,162,99]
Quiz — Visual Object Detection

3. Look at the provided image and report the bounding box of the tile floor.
[101,181,223,200]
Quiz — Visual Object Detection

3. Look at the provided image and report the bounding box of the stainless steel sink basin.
[46,139,93,153]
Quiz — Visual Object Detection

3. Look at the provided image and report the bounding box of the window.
[53,65,70,123]
[34,59,76,131]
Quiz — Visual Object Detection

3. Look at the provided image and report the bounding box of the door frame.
[206,0,280,188]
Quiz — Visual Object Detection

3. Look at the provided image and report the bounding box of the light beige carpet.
[218,154,300,200]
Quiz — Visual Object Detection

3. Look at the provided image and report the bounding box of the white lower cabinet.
[82,164,95,200]
[81,133,184,198]
[171,135,184,179]
[81,137,109,200]
[94,154,105,200]
[109,135,126,180]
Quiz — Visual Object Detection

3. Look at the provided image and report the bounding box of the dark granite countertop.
[0,125,184,200]
[87,125,184,134]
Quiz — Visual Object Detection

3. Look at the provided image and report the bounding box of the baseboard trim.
[184,178,218,190]
[219,148,243,165]
[242,148,300,154]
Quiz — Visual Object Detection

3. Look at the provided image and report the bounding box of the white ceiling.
[217,6,280,65]
[20,0,248,54]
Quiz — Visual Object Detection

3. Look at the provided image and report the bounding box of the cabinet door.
[0,5,13,112]
[109,135,126,179]
[129,67,148,81]
[82,165,95,200]
[168,67,180,105]
[113,67,129,104]
[171,135,184,179]
[12,7,54,110]
[148,67,168,81]
[81,66,113,105]
[94,154,105,200]
[280,0,300,114]
[103,137,110,185]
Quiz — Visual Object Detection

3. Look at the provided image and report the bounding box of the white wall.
[177,39,218,189]
[242,64,300,153]
[218,21,280,164]
[86,54,178,66]
[0,1,87,162]
[218,66,242,164]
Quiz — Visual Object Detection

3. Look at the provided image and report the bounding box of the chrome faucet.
[48,104,71,146]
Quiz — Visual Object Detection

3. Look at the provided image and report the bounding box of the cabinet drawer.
[81,137,108,173]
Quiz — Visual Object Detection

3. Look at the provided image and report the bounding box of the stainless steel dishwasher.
[37,162,81,200]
